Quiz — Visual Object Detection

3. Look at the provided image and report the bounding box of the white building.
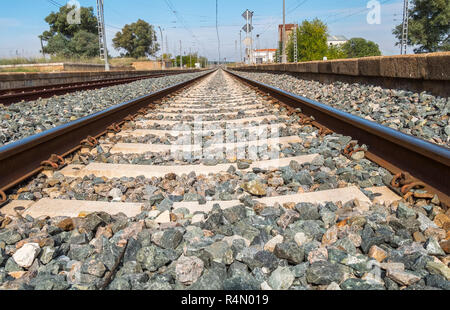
[327,35,348,47]
[251,49,277,64]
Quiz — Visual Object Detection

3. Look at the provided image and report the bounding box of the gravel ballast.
[233,71,450,149]
[0,70,448,291]
[0,71,208,147]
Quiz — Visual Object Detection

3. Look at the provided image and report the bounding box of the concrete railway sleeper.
[0,68,448,291]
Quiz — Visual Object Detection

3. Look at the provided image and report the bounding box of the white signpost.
[242,10,254,64]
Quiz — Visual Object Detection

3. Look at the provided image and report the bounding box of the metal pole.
[216,0,220,66]
[293,23,298,63]
[250,12,253,64]
[189,47,192,69]
[246,11,249,64]
[97,0,110,71]
[180,40,183,68]
[282,0,287,63]
[158,26,164,69]
[40,37,46,59]
[166,35,169,58]
[401,0,409,55]
[239,30,242,63]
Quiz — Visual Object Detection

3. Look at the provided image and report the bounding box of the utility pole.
[281,0,287,63]
[189,47,192,69]
[39,36,46,59]
[158,26,164,69]
[293,23,298,63]
[216,0,221,66]
[239,30,242,63]
[166,35,169,58]
[180,40,183,68]
[235,40,238,63]
[401,0,409,55]
[96,0,110,71]
[250,12,253,64]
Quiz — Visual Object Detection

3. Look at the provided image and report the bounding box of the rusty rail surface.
[0,70,201,105]
[226,69,450,207]
[0,70,214,202]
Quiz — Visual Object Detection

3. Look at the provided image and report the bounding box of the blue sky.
[0,0,406,60]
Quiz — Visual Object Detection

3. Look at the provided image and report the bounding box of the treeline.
[39,6,208,67]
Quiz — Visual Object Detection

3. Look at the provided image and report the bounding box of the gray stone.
[68,244,94,261]
[292,262,309,278]
[40,246,56,265]
[293,171,313,185]
[136,246,171,272]
[306,261,344,285]
[295,203,320,220]
[341,254,373,275]
[268,266,295,290]
[223,273,260,290]
[253,250,279,271]
[31,274,70,290]
[233,220,261,244]
[189,269,224,290]
[149,193,165,206]
[82,258,107,278]
[425,274,450,290]
[159,229,183,249]
[99,237,121,270]
[5,257,23,272]
[83,213,105,233]
[0,229,22,245]
[205,241,234,265]
[108,278,131,290]
[145,281,172,290]
[416,213,439,232]
[397,203,416,219]
[274,242,304,264]
[424,238,445,256]
[223,205,247,224]
[157,198,173,211]
[123,237,142,264]
[340,278,385,290]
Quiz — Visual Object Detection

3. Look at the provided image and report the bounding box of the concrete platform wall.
[0,69,201,89]
[0,62,132,73]
[231,52,450,97]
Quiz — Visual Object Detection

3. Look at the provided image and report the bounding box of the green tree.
[40,5,99,57]
[341,38,382,58]
[113,19,159,58]
[286,19,328,62]
[393,0,450,53]
[326,45,347,60]
[69,30,101,57]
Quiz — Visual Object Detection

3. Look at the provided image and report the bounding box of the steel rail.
[226,69,450,207]
[0,70,202,105]
[0,69,215,200]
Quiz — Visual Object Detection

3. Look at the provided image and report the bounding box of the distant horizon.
[0,0,407,61]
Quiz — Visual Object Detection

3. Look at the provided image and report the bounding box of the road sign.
[243,37,253,46]
[242,24,254,33]
[242,10,253,20]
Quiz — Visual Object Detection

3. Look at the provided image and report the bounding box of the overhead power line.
[163,0,207,56]
[327,0,393,24]
[259,0,309,36]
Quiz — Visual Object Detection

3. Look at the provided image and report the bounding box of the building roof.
[254,49,277,52]
[327,35,348,41]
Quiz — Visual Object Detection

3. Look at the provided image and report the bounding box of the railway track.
[0,68,449,290]
[0,70,197,105]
